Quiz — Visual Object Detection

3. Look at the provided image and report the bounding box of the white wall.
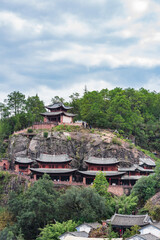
[62,115,72,123]
[76,225,91,233]
[140,225,160,238]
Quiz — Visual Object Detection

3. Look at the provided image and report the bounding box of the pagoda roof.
[85,157,119,165]
[107,213,151,227]
[139,158,156,167]
[78,170,125,177]
[40,111,76,117]
[15,157,33,164]
[45,102,73,110]
[30,168,77,174]
[118,164,154,173]
[121,175,143,180]
[36,154,72,163]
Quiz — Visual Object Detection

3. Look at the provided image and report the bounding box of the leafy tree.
[122,225,140,239]
[57,187,106,222]
[131,175,157,207]
[51,96,65,104]
[92,171,109,197]
[37,220,78,240]
[5,91,25,116]
[113,194,138,214]
[25,95,45,124]
[8,174,58,240]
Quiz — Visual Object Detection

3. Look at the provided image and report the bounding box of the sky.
[0,0,160,104]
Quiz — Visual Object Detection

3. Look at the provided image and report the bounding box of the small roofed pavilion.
[40,102,76,124]
[15,157,33,175]
[107,213,152,237]
[31,153,77,182]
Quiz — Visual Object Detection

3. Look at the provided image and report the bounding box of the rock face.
[8,129,148,169]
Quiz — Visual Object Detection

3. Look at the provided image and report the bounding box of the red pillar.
[15,164,19,173]
[69,175,72,183]
[83,177,86,185]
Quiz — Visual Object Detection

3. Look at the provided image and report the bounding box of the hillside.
[8,127,155,169]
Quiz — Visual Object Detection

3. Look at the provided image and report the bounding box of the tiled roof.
[30,168,77,174]
[118,164,154,173]
[108,214,151,227]
[78,171,126,176]
[40,111,76,117]
[61,231,89,238]
[85,157,119,165]
[126,233,159,240]
[36,154,71,163]
[139,158,156,167]
[15,157,33,164]
[76,222,101,229]
[121,175,143,180]
[46,102,73,110]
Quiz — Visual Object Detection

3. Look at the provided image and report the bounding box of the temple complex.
[40,102,76,124]
[12,154,155,187]
[78,157,155,186]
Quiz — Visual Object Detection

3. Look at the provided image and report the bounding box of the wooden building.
[15,157,33,175]
[30,154,77,182]
[78,157,125,185]
[40,102,76,124]
[36,153,72,169]
[107,213,152,237]
[78,157,155,186]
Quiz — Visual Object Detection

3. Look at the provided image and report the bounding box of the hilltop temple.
[41,102,76,124]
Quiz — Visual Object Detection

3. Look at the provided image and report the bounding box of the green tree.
[8,174,58,240]
[92,171,109,197]
[5,91,25,116]
[37,220,78,240]
[113,194,138,214]
[25,95,45,124]
[131,175,157,207]
[122,225,140,239]
[57,187,106,222]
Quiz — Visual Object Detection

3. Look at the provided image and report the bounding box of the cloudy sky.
[0,0,160,103]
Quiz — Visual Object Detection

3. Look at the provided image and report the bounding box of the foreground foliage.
[37,220,78,240]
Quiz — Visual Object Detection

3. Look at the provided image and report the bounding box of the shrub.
[43,132,48,138]
[111,137,122,146]
[27,128,33,133]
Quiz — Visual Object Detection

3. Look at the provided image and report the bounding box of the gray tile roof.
[108,214,151,227]
[30,168,77,174]
[59,231,88,239]
[121,175,143,180]
[76,222,101,229]
[85,157,119,165]
[78,170,126,176]
[46,102,73,110]
[139,158,156,167]
[118,164,154,173]
[37,154,71,163]
[40,111,76,117]
[126,233,159,240]
[15,157,33,164]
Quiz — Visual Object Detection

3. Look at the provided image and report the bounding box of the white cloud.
[24,79,115,104]
[143,77,160,92]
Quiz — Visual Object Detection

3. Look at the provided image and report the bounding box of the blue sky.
[0,0,160,103]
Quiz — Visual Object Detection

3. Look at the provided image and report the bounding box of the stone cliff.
[8,128,149,169]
